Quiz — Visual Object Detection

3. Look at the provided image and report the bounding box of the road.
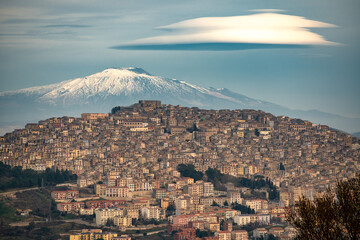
[10,218,97,227]
[0,187,41,197]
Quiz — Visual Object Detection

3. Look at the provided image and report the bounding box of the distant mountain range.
[352,132,360,138]
[1,67,359,135]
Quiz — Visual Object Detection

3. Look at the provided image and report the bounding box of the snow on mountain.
[0,81,69,97]
[0,67,359,134]
[1,67,246,107]
[38,67,212,104]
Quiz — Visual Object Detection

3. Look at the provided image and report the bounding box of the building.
[216,230,231,240]
[173,227,196,240]
[81,113,109,120]
[57,202,84,212]
[268,227,285,237]
[234,215,251,226]
[105,186,130,198]
[69,229,117,240]
[51,190,79,200]
[175,197,188,210]
[172,215,189,225]
[203,182,214,196]
[86,200,126,209]
[253,228,267,239]
[126,208,140,219]
[112,236,132,240]
[186,181,204,196]
[244,199,268,212]
[231,230,248,240]
[188,221,205,230]
[95,184,107,197]
[221,221,232,231]
[139,100,161,108]
[227,191,243,204]
[114,216,133,227]
[77,177,89,188]
[258,214,271,224]
[205,222,220,232]
[79,208,94,215]
[155,188,167,199]
[95,208,124,226]
[141,206,163,220]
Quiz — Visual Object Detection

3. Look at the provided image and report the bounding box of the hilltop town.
[0,100,359,240]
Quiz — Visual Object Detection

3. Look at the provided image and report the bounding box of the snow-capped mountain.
[36,67,241,106]
[0,67,359,134]
[0,67,271,110]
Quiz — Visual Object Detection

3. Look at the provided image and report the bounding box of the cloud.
[43,24,92,28]
[112,12,338,51]
[297,53,331,58]
[248,9,286,13]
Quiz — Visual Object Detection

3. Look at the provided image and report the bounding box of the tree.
[279,162,285,171]
[223,201,229,207]
[177,164,203,181]
[40,227,51,234]
[211,201,219,207]
[166,204,176,216]
[286,175,360,240]
[111,106,121,114]
[269,187,279,201]
[0,162,77,191]
[26,221,35,231]
[268,234,279,240]
[231,202,255,214]
[206,168,222,182]
[106,218,114,226]
[196,229,212,238]
[335,175,360,240]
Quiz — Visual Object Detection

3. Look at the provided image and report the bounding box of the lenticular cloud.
[113,12,337,51]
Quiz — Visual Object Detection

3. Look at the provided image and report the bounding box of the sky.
[0,0,359,119]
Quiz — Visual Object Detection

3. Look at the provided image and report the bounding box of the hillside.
[1,68,359,134]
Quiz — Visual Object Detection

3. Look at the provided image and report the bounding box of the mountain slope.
[352,132,360,139]
[0,67,359,134]
[217,87,360,134]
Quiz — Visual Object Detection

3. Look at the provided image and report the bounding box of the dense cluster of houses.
[1,100,359,239]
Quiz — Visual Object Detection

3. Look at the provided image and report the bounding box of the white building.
[34,163,46,171]
[141,206,163,220]
[234,214,251,226]
[95,208,124,226]
[77,177,88,188]
[227,191,243,204]
[79,208,94,215]
[258,214,271,224]
[175,197,188,210]
[203,182,214,196]
[244,199,268,212]
[253,228,268,238]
